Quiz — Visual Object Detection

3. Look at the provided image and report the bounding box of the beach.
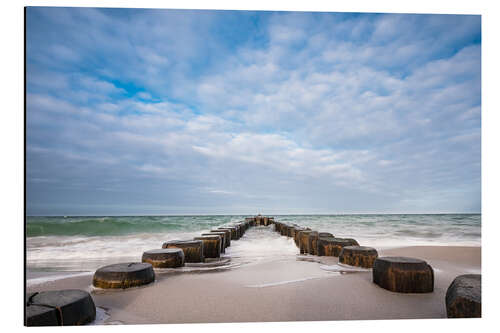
[26,220,481,324]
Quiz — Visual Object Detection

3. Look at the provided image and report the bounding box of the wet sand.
[26,245,481,324]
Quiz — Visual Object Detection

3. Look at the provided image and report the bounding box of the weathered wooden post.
[317,237,358,257]
[26,290,96,326]
[339,246,378,268]
[298,230,313,254]
[203,232,227,253]
[446,274,481,318]
[307,231,319,255]
[294,227,309,247]
[142,248,185,268]
[218,226,238,240]
[237,222,246,235]
[93,263,155,289]
[280,224,290,237]
[162,240,204,263]
[372,257,434,293]
[211,229,231,247]
[245,217,254,226]
[194,235,222,258]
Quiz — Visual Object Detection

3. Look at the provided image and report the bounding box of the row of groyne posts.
[25,215,480,326]
[26,216,264,326]
[273,220,481,319]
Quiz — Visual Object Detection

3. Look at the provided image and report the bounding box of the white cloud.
[136,91,153,100]
[25,10,481,214]
[78,76,125,95]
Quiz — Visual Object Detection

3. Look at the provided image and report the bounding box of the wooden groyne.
[26,214,481,325]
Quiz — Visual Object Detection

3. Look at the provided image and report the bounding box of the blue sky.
[26,8,481,215]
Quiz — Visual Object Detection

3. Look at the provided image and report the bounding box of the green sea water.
[26,214,480,273]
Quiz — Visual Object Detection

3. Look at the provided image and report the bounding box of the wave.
[393,229,443,238]
[26,214,481,273]
[26,214,481,241]
[26,216,235,237]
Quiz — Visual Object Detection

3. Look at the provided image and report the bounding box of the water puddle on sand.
[153,257,236,273]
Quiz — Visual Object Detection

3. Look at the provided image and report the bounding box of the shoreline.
[26,244,481,283]
[26,244,481,324]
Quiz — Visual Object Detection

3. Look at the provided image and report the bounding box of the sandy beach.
[26,228,481,325]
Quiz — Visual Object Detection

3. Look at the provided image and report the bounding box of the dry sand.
[26,245,481,324]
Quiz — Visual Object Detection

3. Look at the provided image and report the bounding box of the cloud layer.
[26,8,481,215]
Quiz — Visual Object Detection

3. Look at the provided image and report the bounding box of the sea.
[26,214,481,283]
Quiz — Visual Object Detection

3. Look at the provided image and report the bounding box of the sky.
[25,8,481,215]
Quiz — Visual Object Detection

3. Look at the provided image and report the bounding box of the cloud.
[25,9,481,214]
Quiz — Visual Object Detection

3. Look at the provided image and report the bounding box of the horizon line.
[26,212,481,218]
